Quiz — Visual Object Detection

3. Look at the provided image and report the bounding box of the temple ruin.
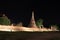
[0,11,59,32]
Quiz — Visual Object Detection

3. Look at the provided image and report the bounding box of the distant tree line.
[36,18,60,30]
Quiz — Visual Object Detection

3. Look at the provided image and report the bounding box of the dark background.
[0,0,60,27]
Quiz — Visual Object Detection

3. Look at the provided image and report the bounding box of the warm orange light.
[0,25,59,32]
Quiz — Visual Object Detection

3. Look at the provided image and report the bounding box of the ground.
[0,31,60,40]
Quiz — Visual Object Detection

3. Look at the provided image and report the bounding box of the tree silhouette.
[36,18,43,28]
[0,14,11,25]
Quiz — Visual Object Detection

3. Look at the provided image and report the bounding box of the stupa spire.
[29,11,37,28]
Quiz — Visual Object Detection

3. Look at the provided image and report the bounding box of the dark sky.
[0,0,60,27]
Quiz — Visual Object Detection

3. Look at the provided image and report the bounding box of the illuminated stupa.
[29,11,37,28]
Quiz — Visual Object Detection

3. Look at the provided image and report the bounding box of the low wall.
[0,31,60,40]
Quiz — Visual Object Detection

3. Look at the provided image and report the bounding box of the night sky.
[0,0,60,27]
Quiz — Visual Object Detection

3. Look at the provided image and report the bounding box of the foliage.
[57,25,60,30]
[36,18,43,27]
[0,17,11,25]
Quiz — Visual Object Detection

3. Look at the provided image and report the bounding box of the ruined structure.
[0,12,59,32]
[29,11,37,28]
